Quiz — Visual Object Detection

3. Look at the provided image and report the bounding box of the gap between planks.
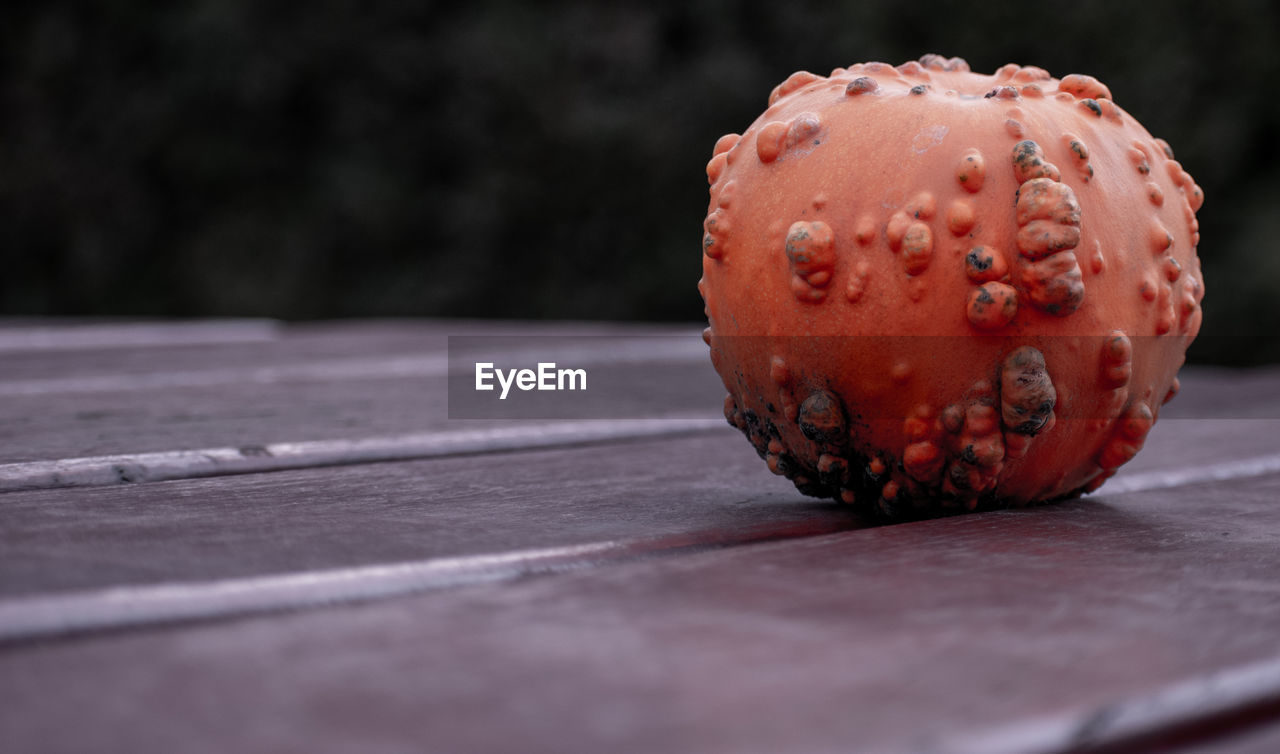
[0,416,730,493]
[945,654,1280,754]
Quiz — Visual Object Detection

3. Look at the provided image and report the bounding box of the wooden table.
[2,319,1279,754]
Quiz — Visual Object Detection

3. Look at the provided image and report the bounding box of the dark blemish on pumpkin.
[846,77,878,96]
[798,390,848,445]
[1012,140,1039,166]
[976,288,994,304]
[910,85,927,95]
[1001,346,1057,436]
[984,89,998,99]
[1083,99,1102,116]
[1009,140,1061,184]
[942,404,965,433]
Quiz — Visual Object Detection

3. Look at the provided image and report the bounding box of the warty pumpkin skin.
[698,55,1204,516]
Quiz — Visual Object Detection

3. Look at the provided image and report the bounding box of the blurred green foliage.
[1,0,1277,363]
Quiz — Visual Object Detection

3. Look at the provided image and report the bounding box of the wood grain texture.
[2,405,1278,601]
[0,430,854,598]
[0,322,713,465]
[0,318,280,352]
[0,416,726,492]
[2,471,1279,754]
[2,320,1276,468]
[3,320,1280,753]
[0,319,692,382]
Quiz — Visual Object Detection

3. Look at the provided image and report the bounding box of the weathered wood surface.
[4,473,1280,754]
[1,319,1279,754]
[1,416,1276,601]
[0,320,715,465]
[0,430,855,599]
[3,320,1276,469]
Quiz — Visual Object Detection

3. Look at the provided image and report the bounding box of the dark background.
[2,0,1277,363]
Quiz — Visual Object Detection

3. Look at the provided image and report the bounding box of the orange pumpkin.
[699,55,1204,516]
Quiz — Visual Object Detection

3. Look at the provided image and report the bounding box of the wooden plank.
[0,415,726,492]
[1,321,1277,750]
[0,362,1273,480]
[1158,364,1280,420]
[1,400,1277,601]
[0,318,280,352]
[1,316,1273,472]
[0,322,714,466]
[0,375,457,464]
[2,471,1279,754]
[7,438,1280,645]
[0,369,723,467]
[0,430,855,600]
[949,655,1280,753]
[0,357,718,468]
[3,403,1278,599]
[0,319,694,382]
